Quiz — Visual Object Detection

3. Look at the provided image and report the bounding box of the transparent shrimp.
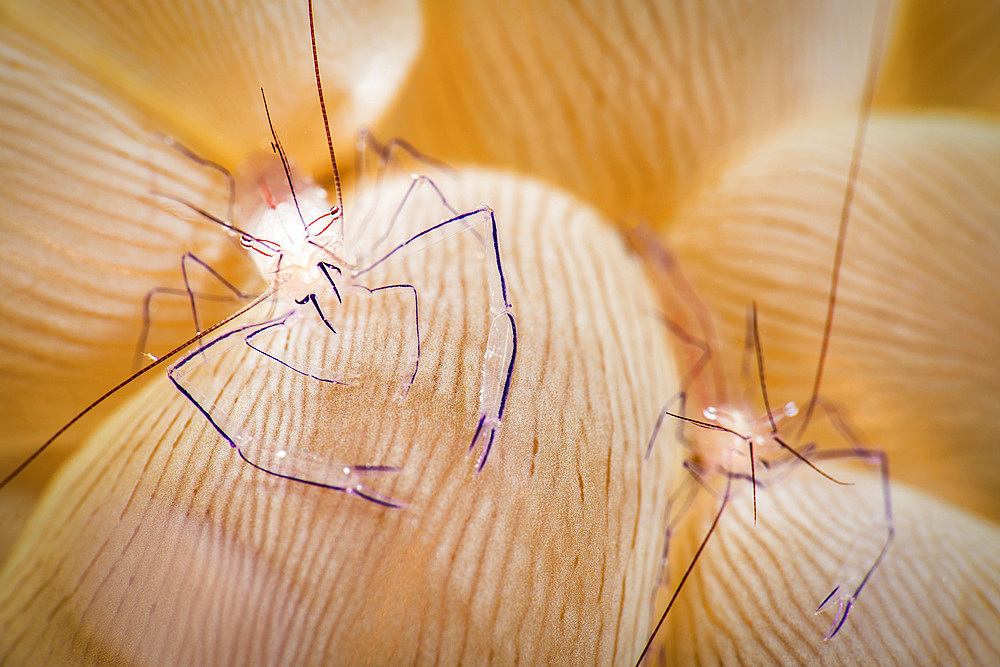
[628,3,893,662]
[0,0,517,506]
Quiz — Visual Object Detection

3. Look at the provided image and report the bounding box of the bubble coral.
[1,0,998,663]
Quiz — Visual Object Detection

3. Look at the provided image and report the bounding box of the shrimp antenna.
[260,88,308,232]
[308,0,345,239]
[0,292,273,491]
[750,302,849,488]
[635,476,732,666]
[796,1,890,440]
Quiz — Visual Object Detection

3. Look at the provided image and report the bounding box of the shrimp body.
[694,400,799,481]
[237,178,343,300]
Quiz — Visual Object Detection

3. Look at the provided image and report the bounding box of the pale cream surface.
[1,0,999,664]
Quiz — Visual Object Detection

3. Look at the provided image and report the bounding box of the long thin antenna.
[0,292,273,490]
[796,1,890,439]
[261,89,308,232]
[635,476,732,666]
[308,0,345,239]
[752,303,850,487]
